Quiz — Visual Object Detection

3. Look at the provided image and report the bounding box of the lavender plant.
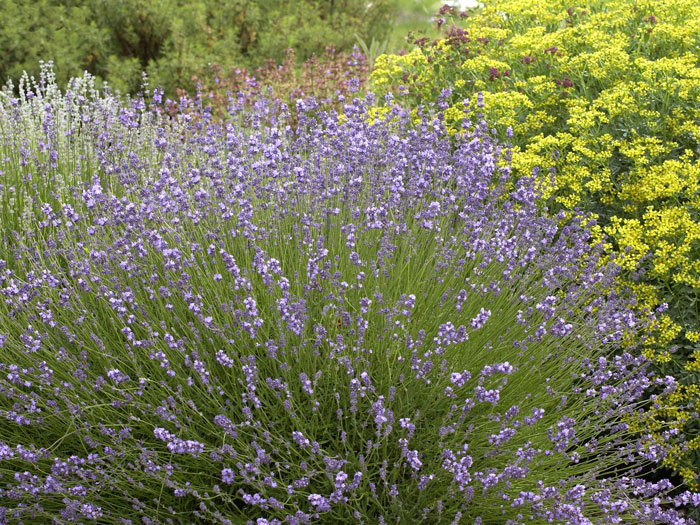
[0,66,698,524]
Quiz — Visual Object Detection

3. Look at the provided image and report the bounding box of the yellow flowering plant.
[370,0,700,491]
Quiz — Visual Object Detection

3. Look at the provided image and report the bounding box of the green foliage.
[0,0,106,89]
[354,33,389,71]
[0,0,395,97]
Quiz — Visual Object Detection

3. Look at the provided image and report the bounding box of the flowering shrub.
[369,0,700,490]
[173,46,369,126]
[0,68,699,523]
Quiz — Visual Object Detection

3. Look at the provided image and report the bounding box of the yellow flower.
[366,106,391,125]
[686,331,700,344]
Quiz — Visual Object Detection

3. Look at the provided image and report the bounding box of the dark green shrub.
[0,0,107,89]
[0,0,394,98]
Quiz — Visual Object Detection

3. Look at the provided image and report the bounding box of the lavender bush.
[0,66,698,524]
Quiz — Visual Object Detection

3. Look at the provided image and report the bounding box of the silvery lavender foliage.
[0,66,698,524]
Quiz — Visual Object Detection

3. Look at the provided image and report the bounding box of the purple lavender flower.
[308,494,331,512]
[106,369,130,385]
[469,308,491,330]
[222,468,235,485]
[0,69,695,524]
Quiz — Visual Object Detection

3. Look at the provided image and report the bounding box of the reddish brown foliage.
[170,46,369,126]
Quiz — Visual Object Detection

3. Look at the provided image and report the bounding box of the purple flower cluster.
[0,67,697,523]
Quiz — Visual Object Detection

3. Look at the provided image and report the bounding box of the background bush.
[176,45,370,127]
[0,0,394,98]
[368,0,700,491]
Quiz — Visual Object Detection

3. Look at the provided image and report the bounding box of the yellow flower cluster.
[370,0,700,489]
[371,49,430,92]
[366,106,392,126]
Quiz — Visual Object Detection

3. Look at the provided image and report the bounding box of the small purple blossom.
[106,369,130,385]
[308,494,331,512]
[222,468,235,484]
